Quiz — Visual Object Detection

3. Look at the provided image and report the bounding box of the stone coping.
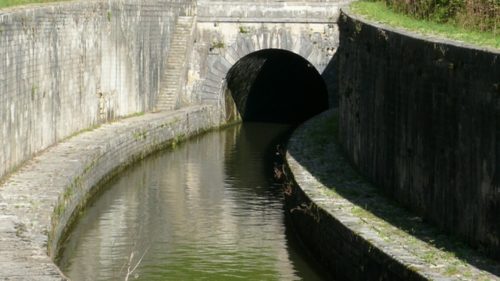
[285,109,500,280]
[0,105,223,280]
[196,0,350,23]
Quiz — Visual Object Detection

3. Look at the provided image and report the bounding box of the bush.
[458,0,498,32]
[374,0,498,33]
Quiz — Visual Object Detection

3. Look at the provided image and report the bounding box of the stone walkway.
[0,105,222,280]
[285,109,500,281]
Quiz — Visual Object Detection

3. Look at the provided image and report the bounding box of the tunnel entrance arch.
[224,49,328,123]
[192,21,338,123]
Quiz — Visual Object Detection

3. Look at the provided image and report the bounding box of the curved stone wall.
[0,105,223,280]
[285,110,499,280]
[337,9,499,258]
[0,0,194,181]
[0,1,345,278]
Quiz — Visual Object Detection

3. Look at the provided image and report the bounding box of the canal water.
[58,123,329,281]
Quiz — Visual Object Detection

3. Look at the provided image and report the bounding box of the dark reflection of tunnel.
[225,49,329,124]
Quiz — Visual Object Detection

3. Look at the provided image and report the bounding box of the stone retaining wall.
[285,110,499,280]
[0,105,223,280]
[337,9,500,259]
[0,0,194,181]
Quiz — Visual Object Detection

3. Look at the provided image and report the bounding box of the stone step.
[162,88,178,93]
[164,71,181,75]
[160,87,177,92]
[169,48,187,52]
[163,72,180,76]
[168,56,185,60]
[158,95,175,100]
[156,102,175,107]
[159,91,177,97]
[169,54,186,58]
[157,100,175,105]
[157,101,175,106]
[166,67,182,72]
[163,77,178,81]
[162,72,179,77]
[166,60,183,64]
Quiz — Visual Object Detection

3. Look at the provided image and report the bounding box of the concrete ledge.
[284,110,499,281]
[0,105,223,280]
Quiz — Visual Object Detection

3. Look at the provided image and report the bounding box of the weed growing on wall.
[238,26,250,34]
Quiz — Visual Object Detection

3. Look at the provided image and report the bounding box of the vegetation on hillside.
[351,1,499,49]
[364,0,499,34]
[0,0,66,8]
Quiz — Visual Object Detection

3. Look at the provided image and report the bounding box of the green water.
[58,123,329,281]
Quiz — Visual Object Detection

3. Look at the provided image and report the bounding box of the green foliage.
[31,84,37,101]
[0,0,67,8]
[383,0,462,22]
[238,26,250,34]
[351,1,500,49]
[363,0,498,33]
[210,40,225,50]
[457,0,499,33]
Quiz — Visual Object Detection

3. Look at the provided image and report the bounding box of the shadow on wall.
[336,11,500,261]
[225,49,329,124]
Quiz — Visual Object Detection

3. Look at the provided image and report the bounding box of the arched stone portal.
[225,49,328,123]
[190,20,339,122]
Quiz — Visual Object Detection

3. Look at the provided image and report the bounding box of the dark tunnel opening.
[225,49,329,124]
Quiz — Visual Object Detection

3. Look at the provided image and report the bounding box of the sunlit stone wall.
[0,0,194,180]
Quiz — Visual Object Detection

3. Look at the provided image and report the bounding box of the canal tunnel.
[225,49,329,124]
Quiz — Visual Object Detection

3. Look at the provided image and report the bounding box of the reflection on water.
[58,123,328,281]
